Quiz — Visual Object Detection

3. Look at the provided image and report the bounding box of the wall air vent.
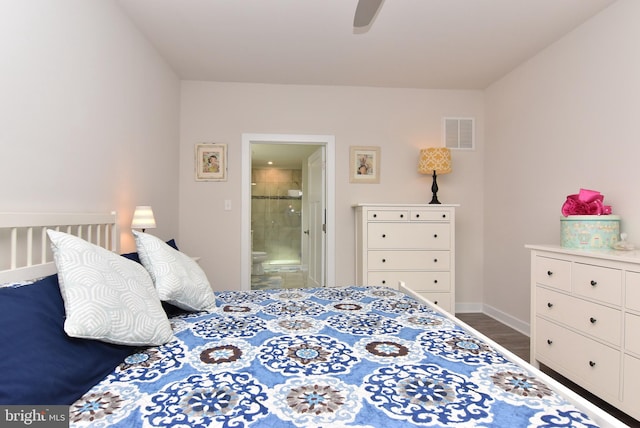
[443,117,474,150]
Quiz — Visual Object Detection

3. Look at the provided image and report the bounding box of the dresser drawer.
[534,256,571,291]
[622,354,640,419]
[410,209,452,222]
[535,317,621,400]
[625,313,640,356]
[625,271,640,312]
[366,271,400,288]
[572,263,622,306]
[536,286,622,346]
[368,210,409,221]
[368,223,450,250]
[367,250,449,270]
[414,292,451,313]
[367,271,450,292]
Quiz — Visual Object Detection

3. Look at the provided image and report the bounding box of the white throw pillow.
[47,229,174,346]
[133,231,216,312]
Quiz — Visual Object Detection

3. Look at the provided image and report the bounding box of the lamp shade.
[131,206,156,230]
[418,148,452,175]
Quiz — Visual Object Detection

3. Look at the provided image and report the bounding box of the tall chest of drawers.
[527,245,640,420]
[354,204,456,314]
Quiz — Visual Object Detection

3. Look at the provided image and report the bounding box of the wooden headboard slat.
[0,212,118,284]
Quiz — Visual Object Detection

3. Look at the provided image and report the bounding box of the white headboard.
[0,212,118,284]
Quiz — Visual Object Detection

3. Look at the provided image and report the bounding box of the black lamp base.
[429,170,441,204]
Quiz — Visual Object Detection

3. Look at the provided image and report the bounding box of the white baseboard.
[483,303,530,337]
[454,302,483,313]
[455,302,530,337]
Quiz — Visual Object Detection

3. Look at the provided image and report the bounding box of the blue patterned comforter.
[69,286,601,427]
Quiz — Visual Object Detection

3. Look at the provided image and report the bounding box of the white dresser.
[354,204,456,313]
[527,244,640,420]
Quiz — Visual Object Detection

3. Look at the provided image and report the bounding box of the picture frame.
[349,146,380,183]
[195,143,227,181]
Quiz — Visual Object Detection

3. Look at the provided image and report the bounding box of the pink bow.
[561,188,612,216]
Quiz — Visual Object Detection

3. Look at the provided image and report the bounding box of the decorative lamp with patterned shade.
[418,148,452,204]
[131,206,156,232]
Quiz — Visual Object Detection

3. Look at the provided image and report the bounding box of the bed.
[0,212,627,427]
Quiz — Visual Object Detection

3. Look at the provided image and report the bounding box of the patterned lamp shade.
[131,206,156,231]
[418,147,452,175]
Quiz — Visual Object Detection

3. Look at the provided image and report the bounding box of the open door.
[241,133,335,291]
[304,147,326,287]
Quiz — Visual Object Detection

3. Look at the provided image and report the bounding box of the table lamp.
[131,206,156,232]
[418,148,452,204]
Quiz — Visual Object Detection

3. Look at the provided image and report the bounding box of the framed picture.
[195,143,227,181]
[349,146,380,183]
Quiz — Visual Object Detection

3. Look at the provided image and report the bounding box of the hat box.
[560,215,620,249]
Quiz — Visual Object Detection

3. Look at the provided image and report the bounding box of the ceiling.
[116,0,615,90]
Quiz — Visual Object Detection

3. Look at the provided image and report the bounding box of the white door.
[306,147,325,287]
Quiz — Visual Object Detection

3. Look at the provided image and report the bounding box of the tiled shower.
[251,168,302,265]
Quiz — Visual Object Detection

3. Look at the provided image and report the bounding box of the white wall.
[0,0,180,251]
[484,0,640,329]
[9,0,631,330]
[179,82,485,305]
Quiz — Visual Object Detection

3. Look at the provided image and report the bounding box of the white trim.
[456,302,531,337]
[454,302,483,313]
[482,302,531,337]
[241,133,335,290]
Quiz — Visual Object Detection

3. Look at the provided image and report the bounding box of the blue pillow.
[121,251,142,264]
[121,238,179,264]
[166,239,179,250]
[0,274,135,405]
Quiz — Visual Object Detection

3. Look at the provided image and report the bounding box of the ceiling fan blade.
[353,0,383,28]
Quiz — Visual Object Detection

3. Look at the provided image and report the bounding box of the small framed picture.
[349,146,380,183]
[195,143,227,181]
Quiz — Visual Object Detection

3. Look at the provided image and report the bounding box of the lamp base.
[429,170,442,204]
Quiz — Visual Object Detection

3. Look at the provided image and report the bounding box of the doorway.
[241,133,335,291]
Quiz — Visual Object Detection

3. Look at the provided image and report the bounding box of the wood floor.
[457,312,638,427]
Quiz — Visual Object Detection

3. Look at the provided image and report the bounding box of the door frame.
[241,133,335,290]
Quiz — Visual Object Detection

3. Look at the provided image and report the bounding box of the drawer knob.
[434,300,439,304]
[433,258,438,263]
[547,302,553,308]
[547,270,553,276]
[382,259,386,263]
[589,361,596,367]
[382,234,386,238]
[434,279,438,284]
[590,317,597,324]
[433,234,438,238]
[373,214,377,218]
[590,280,597,286]
[547,339,553,345]
[381,280,386,284]
[442,214,446,218]
[416,214,420,218]
[400,214,404,218]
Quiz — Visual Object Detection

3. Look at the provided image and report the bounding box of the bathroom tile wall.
[251,168,302,263]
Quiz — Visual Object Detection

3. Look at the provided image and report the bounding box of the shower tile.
[253,169,268,182]
[252,182,267,196]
